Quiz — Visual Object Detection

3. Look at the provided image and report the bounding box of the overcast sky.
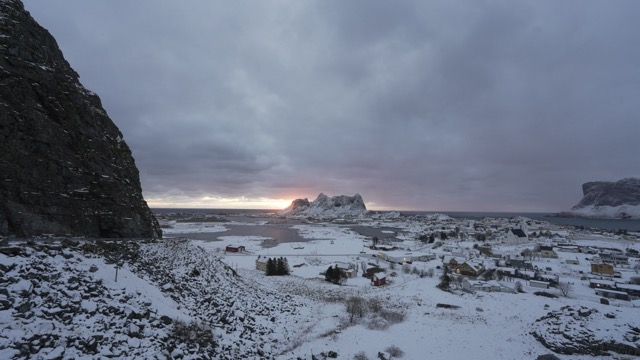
[23,0,640,212]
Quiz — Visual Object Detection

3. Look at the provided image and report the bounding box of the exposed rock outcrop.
[0,238,305,359]
[0,0,160,237]
[531,305,640,356]
[281,193,367,217]
[567,178,640,219]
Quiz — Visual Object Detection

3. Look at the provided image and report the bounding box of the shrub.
[514,281,524,293]
[170,319,215,352]
[402,264,411,274]
[385,345,404,359]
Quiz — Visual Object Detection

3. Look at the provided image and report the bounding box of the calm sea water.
[153,208,640,232]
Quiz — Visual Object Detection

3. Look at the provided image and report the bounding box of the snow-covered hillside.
[0,238,309,359]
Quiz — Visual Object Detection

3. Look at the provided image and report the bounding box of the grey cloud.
[22,0,640,211]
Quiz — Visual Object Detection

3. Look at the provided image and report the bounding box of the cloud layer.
[23,0,640,211]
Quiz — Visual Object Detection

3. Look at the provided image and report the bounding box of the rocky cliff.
[281,193,367,217]
[569,178,640,219]
[0,0,160,237]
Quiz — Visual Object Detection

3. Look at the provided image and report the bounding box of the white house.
[462,279,516,294]
[502,229,528,244]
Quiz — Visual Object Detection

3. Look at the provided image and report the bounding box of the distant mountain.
[568,178,640,219]
[281,193,367,217]
[0,0,160,237]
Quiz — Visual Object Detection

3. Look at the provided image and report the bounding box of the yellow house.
[591,262,614,276]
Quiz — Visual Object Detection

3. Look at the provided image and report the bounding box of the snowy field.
[165,217,640,360]
[2,216,638,359]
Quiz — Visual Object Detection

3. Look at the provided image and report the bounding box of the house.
[529,280,550,289]
[565,258,579,265]
[589,279,616,289]
[451,246,466,257]
[455,261,485,277]
[600,253,629,265]
[371,274,386,286]
[364,267,385,279]
[477,246,492,256]
[578,246,598,254]
[335,262,357,278]
[595,288,630,301]
[387,255,413,264]
[539,246,558,259]
[615,283,640,297]
[462,279,516,294]
[503,228,528,244]
[506,257,534,270]
[226,245,245,253]
[414,253,437,262]
[496,267,516,278]
[537,273,559,285]
[557,245,579,253]
[591,262,614,276]
[256,257,268,272]
[442,255,465,268]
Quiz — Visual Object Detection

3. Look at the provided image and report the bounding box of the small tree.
[276,257,290,275]
[346,296,366,323]
[437,266,451,290]
[402,263,411,274]
[558,282,572,297]
[514,281,524,293]
[426,268,435,278]
[367,298,382,314]
[325,265,336,283]
[266,258,277,276]
[325,265,346,285]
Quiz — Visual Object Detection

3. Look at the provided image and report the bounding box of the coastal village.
[3,211,638,359]
[160,209,640,359]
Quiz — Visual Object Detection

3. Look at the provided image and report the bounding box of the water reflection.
[181,224,304,247]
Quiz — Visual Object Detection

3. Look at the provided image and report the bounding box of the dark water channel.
[178,219,403,248]
[181,223,304,248]
[348,226,402,242]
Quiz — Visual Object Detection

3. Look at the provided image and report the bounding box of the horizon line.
[150,207,560,214]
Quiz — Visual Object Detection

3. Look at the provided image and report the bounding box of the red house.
[225,245,245,253]
[371,274,386,286]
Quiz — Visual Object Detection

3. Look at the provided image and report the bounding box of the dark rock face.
[572,178,640,209]
[0,0,160,238]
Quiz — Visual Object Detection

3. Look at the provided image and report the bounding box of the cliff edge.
[568,178,640,219]
[0,0,161,237]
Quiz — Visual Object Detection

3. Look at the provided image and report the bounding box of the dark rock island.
[281,193,367,217]
[567,178,640,219]
[0,0,160,237]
